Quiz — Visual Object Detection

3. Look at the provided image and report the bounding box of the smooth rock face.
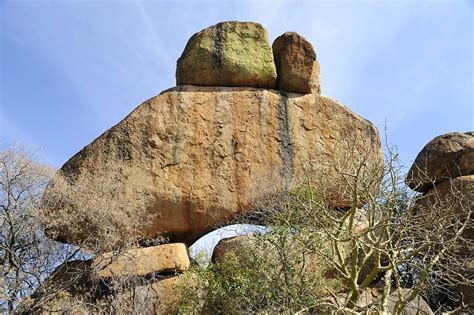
[93,243,190,279]
[406,132,474,192]
[272,32,320,94]
[176,21,277,88]
[43,86,382,247]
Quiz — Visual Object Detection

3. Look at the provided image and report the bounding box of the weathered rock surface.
[43,86,382,247]
[272,32,320,94]
[406,132,474,192]
[176,21,277,88]
[93,243,190,279]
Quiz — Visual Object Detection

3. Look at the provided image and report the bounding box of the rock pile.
[43,21,382,249]
[34,21,384,313]
[406,131,474,309]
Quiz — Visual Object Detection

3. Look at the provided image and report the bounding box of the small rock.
[272,32,320,94]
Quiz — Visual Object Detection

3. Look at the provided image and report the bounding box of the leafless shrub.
[175,133,472,314]
[1,145,169,313]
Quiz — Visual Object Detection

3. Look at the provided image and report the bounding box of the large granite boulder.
[176,21,276,88]
[406,132,474,192]
[272,32,321,94]
[42,86,382,248]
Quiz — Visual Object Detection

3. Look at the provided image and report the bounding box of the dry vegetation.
[174,137,472,314]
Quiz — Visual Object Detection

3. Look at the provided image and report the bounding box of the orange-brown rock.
[42,86,382,247]
[272,32,321,94]
[176,21,277,88]
[406,132,474,192]
[93,243,190,279]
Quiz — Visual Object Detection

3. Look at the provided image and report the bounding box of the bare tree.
[0,144,80,312]
[1,145,169,314]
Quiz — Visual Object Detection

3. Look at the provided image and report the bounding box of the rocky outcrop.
[272,32,321,94]
[42,86,382,248]
[406,132,474,192]
[408,132,474,310]
[176,21,277,88]
[30,21,387,314]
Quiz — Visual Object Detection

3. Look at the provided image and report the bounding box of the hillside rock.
[176,21,276,88]
[42,86,382,248]
[272,32,320,94]
[93,243,190,279]
[406,132,474,192]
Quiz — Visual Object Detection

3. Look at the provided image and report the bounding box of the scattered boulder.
[42,86,382,248]
[176,21,277,88]
[93,243,190,279]
[272,32,321,94]
[406,132,474,192]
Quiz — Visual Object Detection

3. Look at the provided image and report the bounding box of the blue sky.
[1,0,473,253]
